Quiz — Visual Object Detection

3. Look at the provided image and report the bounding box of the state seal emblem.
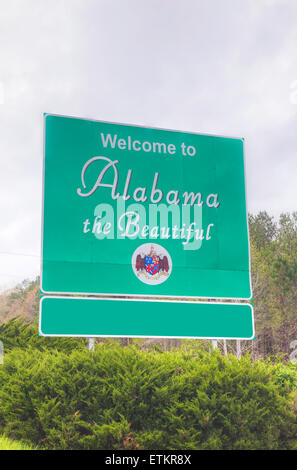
[132,243,172,285]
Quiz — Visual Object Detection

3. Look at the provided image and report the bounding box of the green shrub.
[0,317,86,353]
[0,435,33,450]
[0,344,296,450]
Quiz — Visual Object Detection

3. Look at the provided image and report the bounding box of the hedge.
[0,342,296,450]
[0,435,32,450]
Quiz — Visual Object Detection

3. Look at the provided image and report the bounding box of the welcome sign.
[41,114,252,300]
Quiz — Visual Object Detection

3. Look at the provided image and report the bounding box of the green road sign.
[40,297,254,339]
[41,114,252,300]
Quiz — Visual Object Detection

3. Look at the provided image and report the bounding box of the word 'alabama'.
[77,156,220,207]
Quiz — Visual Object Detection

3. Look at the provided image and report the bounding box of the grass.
[0,435,33,450]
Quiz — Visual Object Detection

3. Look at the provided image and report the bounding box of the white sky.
[0,0,296,290]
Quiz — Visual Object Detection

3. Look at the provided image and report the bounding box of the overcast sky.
[0,0,296,290]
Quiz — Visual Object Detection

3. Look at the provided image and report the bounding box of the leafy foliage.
[248,212,297,358]
[0,277,40,324]
[0,340,296,450]
[0,317,86,353]
[0,435,33,450]
[0,211,296,450]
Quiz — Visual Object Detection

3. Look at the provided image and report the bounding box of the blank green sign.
[40,297,254,339]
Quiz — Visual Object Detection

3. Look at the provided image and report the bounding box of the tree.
[249,211,277,250]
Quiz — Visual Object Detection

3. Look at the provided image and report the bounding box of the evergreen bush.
[0,341,296,450]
